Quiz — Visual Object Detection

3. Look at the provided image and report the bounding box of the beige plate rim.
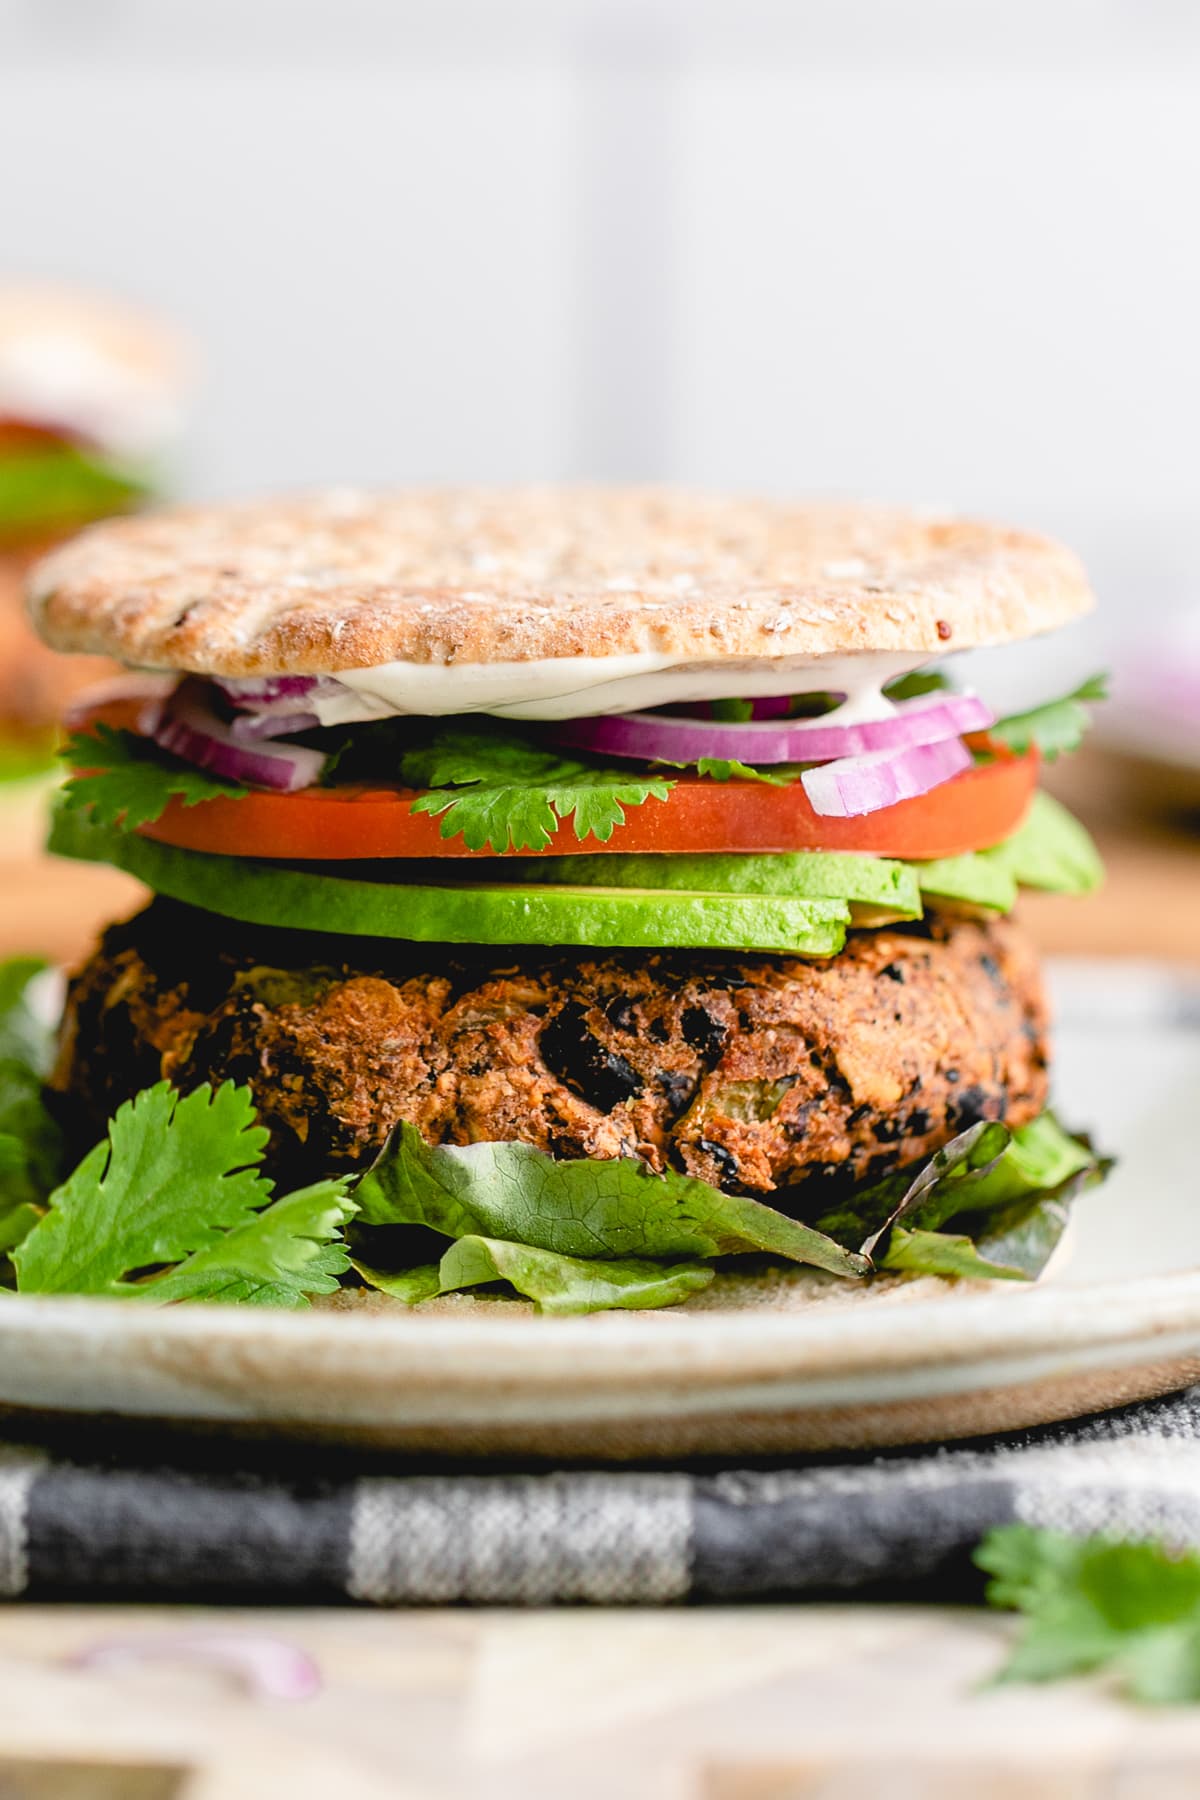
[2,1273,1200,1432]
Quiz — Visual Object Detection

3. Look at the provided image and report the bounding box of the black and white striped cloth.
[3,1387,1200,1604]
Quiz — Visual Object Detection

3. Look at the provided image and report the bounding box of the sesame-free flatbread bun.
[29,488,1092,675]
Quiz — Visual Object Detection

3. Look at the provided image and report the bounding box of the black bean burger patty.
[51,899,1050,1207]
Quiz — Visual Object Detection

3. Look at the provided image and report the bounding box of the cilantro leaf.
[60,725,248,831]
[885,669,951,701]
[12,1080,354,1306]
[401,726,672,853]
[695,757,797,787]
[977,1526,1200,1703]
[146,1182,354,1307]
[357,1237,713,1314]
[990,674,1108,761]
[354,1122,867,1280]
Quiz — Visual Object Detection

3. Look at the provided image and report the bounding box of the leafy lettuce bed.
[0,960,1108,1314]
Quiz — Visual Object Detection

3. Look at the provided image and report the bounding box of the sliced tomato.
[68,697,1040,862]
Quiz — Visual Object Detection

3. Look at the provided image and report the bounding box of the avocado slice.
[987,791,1104,893]
[48,804,851,954]
[511,851,923,923]
[915,852,1018,915]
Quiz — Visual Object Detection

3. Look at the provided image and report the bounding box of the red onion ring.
[229,708,322,742]
[549,691,991,766]
[154,679,326,791]
[214,674,327,707]
[801,736,972,817]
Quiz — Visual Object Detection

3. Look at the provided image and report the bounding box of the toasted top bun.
[29,487,1093,675]
[0,284,192,459]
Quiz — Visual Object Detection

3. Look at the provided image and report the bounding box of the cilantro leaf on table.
[977,1526,1200,1703]
[60,725,248,831]
[12,1080,354,1307]
[357,1236,713,1314]
[354,1121,867,1280]
[400,726,672,853]
[990,674,1108,761]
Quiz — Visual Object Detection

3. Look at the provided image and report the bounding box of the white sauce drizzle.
[320,650,927,724]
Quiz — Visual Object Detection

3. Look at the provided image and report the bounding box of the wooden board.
[1,1606,1200,1798]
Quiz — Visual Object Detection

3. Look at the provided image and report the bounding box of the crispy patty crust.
[52,900,1049,1206]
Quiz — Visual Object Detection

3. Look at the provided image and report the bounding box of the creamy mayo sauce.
[320,650,928,724]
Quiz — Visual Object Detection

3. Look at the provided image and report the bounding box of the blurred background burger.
[0,283,191,769]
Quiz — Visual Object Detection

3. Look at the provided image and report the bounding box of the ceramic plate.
[1,960,1197,1459]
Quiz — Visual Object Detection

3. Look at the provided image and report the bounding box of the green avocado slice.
[915,853,1018,915]
[48,804,851,954]
[509,851,923,923]
[987,790,1104,893]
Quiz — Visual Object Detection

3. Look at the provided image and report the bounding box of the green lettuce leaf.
[354,1121,867,1278]
[61,725,248,830]
[401,725,673,853]
[813,1113,1105,1280]
[880,1224,1032,1280]
[12,1080,354,1306]
[977,1526,1200,1703]
[0,959,64,1237]
[358,1236,712,1314]
[990,674,1108,761]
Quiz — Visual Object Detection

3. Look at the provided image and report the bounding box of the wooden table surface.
[1,755,1198,1794]
[5,1605,1200,1799]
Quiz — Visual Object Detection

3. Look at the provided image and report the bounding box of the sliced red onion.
[801,735,972,818]
[550,691,992,767]
[154,679,326,791]
[229,708,322,742]
[75,1631,321,1701]
[212,673,338,712]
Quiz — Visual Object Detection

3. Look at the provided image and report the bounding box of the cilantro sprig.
[990,674,1108,761]
[978,1526,1200,1704]
[400,725,673,853]
[61,725,248,831]
[11,1081,354,1308]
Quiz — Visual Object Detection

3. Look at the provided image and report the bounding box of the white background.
[3,0,1198,695]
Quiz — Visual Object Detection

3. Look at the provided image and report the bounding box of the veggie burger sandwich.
[8,489,1109,1310]
[0,283,190,768]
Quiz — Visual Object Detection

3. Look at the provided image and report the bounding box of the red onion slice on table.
[549,692,991,766]
[801,736,973,818]
[154,679,326,791]
[75,1630,321,1700]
